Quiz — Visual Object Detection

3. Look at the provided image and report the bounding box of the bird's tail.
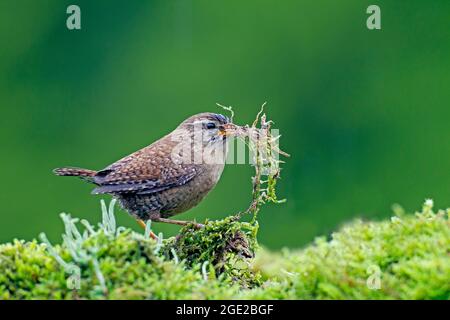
[53,167,97,179]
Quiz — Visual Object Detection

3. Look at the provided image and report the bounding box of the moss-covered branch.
[0,200,448,299]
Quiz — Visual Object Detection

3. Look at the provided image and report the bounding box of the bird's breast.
[158,163,225,217]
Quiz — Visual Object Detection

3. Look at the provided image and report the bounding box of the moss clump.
[0,201,449,299]
[0,200,246,299]
[164,216,260,288]
[247,202,450,300]
[0,232,242,300]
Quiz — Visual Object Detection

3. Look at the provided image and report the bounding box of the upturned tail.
[53,167,97,179]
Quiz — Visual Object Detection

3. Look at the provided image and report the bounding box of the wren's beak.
[218,123,237,137]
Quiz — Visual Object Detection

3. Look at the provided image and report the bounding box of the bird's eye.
[205,122,216,129]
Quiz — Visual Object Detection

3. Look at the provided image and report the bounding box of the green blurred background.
[0,0,449,249]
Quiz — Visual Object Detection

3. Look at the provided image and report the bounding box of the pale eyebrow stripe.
[186,120,214,126]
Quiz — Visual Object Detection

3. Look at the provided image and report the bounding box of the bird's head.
[176,112,237,144]
[167,113,237,165]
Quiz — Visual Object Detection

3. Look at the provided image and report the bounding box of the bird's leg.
[136,219,158,240]
[152,217,204,229]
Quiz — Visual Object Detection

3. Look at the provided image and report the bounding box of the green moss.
[247,203,450,300]
[0,201,449,299]
[164,216,260,288]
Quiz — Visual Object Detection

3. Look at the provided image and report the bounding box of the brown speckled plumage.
[54,113,232,222]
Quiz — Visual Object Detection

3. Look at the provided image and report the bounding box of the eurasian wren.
[54,113,236,228]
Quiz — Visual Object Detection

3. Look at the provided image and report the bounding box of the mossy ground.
[0,201,448,300]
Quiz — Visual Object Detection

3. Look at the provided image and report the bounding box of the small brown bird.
[54,113,236,230]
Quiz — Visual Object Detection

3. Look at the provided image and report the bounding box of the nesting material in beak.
[219,123,238,137]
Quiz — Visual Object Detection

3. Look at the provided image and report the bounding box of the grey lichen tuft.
[39,199,124,295]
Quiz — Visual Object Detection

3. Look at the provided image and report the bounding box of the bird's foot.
[137,219,158,240]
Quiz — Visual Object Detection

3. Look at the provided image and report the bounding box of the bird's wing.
[91,139,201,195]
